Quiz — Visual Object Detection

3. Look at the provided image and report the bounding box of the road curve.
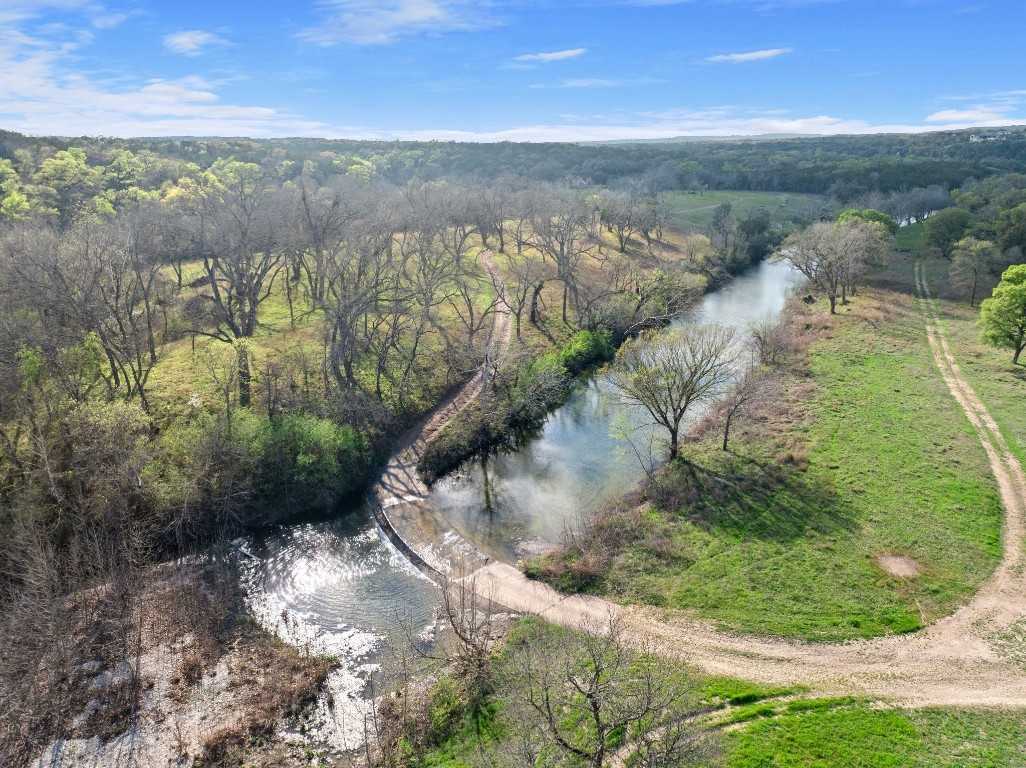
[461,264,1026,708]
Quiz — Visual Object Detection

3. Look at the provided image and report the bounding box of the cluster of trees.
[5,126,1026,207]
[892,173,1026,364]
[778,212,892,314]
[0,145,715,760]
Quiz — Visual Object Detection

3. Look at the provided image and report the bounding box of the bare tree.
[504,616,709,768]
[607,325,736,460]
[473,180,515,253]
[492,248,547,340]
[777,220,886,314]
[528,189,593,326]
[600,191,639,253]
[721,359,768,451]
[950,236,996,307]
[749,317,790,367]
[196,161,287,405]
[448,260,498,350]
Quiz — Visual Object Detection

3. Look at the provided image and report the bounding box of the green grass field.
[560,281,1005,641]
[895,221,926,252]
[661,190,828,231]
[870,252,1024,467]
[415,619,1026,767]
[725,704,1026,767]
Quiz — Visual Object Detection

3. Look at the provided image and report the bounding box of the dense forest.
[3,125,1026,203]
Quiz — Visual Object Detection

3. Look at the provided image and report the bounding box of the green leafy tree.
[837,208,898,235]
[0,188,31,220]
[32,147,102,228]
[923,207,972,257]
[996,202,1026,254]
[980,264,1026,364]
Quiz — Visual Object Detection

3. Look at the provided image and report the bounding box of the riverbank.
[415,328,617,485]
[526,257,1008,641]
[31,564,336,768]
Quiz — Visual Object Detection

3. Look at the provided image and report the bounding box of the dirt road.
[461,264,1026,707]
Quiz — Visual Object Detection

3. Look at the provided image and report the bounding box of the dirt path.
[461,263,1026,707]
[371,249,512,572]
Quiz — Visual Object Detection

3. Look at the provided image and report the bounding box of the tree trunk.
[238,346,252,408]
[530,281,544,325]
[829,294,837,314]
[722,412,733,451]
[668,426,679,460]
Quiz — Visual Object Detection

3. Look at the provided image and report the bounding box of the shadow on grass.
[651,453,857,544]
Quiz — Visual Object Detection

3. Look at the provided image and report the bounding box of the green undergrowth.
[417,329,615,484]
[725,705,1026,767]
[410,619,1026,768]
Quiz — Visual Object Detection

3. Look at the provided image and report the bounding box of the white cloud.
[298,0,498,46]
[707,47,792,63]
[0,1,131,28]
[374,106,1026,142]
[926,89,1026,125]
[529,77,663,89]
[926,108,1008,123]
[513,48,586,63]
[163,30,229,57]
[91,12,131,29]
[0,16,332,137]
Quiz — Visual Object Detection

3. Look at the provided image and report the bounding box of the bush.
[259,412,370,514]
[427,677,466,746]
[558,329,614,374]
[152,409,371,536]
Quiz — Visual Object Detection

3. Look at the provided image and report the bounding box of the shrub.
[259,412,370,514]
[152,409,371,536]
[427,677,466,746]
[558,329,614,374]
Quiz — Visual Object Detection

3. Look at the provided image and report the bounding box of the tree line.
[5,125,1026,210]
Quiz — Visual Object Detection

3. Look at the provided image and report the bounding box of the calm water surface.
[239,259,804,749]
[429,259,806,560]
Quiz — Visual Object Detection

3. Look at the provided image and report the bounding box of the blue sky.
[1,0,1024,140]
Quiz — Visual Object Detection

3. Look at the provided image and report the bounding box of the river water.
[238,258,804,750]
[429,259,807,560]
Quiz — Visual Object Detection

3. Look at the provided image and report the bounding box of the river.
[238,257,805,751]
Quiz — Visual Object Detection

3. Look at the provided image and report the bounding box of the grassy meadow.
[661,190,828,231]
[532,251,1014,641]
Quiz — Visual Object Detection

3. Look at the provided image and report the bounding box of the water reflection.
[237,259,805,751]
[429,260,806,560]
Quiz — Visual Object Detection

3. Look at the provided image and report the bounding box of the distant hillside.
[4,125,1026,199]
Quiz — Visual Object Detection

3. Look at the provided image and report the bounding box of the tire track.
[459,264,1026,707]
